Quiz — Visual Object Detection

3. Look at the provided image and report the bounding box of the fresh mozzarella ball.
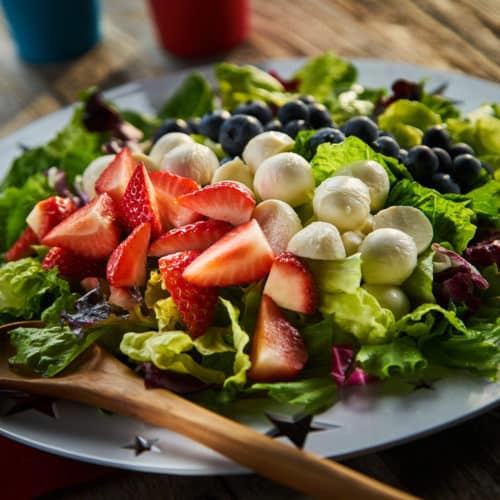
[373,205,433,254]
[362,284,411,320]
[132,152,159,172]
[335,159,390,212]
[160,143,218,185]
[242,131,294,173]
[149,132,195,165]
[313,176,371,232]
[287,221,346,260]
[360,228,418,285]
[341,231,364,256]
[358,214,374,234]
[253,199,303,255]
[81,155,115,199]
[253,152,315,207]
[212,157,254,191]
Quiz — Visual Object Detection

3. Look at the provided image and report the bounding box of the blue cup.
[1,0,101,64]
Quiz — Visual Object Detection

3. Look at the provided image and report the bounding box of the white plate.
[1,59,499,475]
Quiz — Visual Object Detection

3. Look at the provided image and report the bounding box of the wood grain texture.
[1,1,499,499]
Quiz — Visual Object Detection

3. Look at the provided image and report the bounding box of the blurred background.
[0,0,499,139]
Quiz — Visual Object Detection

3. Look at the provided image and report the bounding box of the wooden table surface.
[1,1,499,499]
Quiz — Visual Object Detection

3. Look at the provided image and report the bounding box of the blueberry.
[482,161,493,177]
[218,115,263,157]
[453,154,482,189]
[186,117,201,134]
[283,119,309,139]
[373,136,400,158]
[307,103,333,129]
[153,118,191,143]
[233,100,273,125]
[278,100,310,125]
[406,145,439,182]
[432,147,453,174]
[449,142,475,158]
[264,119,283,132]
[422,125,451,150]
[309,127,345,155]
[299,95,316,105]
[342,116,378,144]
[398,148,408,165]
[431,173,461,194]
[378,130,396,139]
[198,110,231,142]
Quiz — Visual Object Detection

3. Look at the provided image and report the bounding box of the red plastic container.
[147,0,250,58]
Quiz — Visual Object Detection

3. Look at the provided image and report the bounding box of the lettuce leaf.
[463,180,500,227]
[311,136,410,186]
[387,179,476,253]
[377,99,442,149]
[159,73,214,119]
[1,107,103,189]
[8,325,105,377]
[401,247,435,306]
[320,288,396,344]
[0,257,76,324]
[0,173,53,252]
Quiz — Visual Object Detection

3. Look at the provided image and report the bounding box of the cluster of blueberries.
[153,98,490,194]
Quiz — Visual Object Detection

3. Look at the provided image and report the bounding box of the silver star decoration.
[122,435,161,456]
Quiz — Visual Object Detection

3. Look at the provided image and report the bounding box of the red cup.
[147,0,250,58]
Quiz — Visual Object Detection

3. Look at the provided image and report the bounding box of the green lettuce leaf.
[357,337,428,379]
[154,297,181,331]
[159,73,214,119]
[320,288,396,344]
[387,179,476,253]
[1,107,103,189]
[462,180,500,227]
[0,257,76,324]
[8,325,105,377]
[378,100,442,149]
[401,247,435,306]
[307,253,362,295]
[0,173,53,252]
[311,136,410,186]
[420,90,460,121]
[215,62,288,110]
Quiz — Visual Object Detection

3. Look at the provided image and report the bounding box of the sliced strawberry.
[248,294,308,382]
[175,181,255,226]
[42,247,106,280]
[42,193,121,259]
[148,219,233,257]
[263,251,318,314]
[149,170,201,229]
[95,147,136,203]
[107,222,151,287]
[108,286,139,312]
[26,196,78,239]
[5,226,39,261]
[158,250,218,338]
[120,163,162,238]
[182,219,274,287]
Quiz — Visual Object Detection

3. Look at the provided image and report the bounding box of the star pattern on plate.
[122,435,161,456]
[0,390,58,418]
[265,412,341,449]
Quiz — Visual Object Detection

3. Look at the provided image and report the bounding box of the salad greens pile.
[1,52,499,417]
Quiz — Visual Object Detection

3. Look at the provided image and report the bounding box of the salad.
[0,52,499,417]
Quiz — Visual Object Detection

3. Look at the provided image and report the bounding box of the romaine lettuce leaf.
[0,257,76,324]
[401,247,435,306]
[387,179,476,253]
[463,180,500,227]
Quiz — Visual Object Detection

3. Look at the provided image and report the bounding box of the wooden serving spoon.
[0,322,418,500]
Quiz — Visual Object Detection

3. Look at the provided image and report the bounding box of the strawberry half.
[26,196,78,239]
[120,163,162,238]
[248,294,308,382]
[159,250,218,338]
[95,147,136,204]
[42,247,106,280]
[148,219,233,257]
[263,251,319,314]
[149,170,201,229]
[107,222,151,287]
[42,193,121,259]
[182,219,275,287]
[5,226,39,261]
[175,181,255,226]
